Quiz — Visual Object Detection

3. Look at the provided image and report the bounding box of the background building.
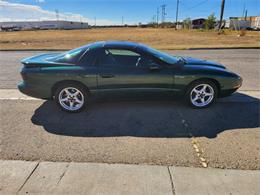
[191,18,206,29]
[227,16,260,30]
[0,20,89,31]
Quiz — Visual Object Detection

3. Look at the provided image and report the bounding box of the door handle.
[100,74,115,78]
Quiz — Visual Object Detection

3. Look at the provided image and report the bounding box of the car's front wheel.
[54,83,87,113]
[186,80,218,108]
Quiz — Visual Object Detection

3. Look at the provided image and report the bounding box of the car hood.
[183,57,226,69]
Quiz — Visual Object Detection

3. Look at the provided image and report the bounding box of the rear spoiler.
[21,53,73,68]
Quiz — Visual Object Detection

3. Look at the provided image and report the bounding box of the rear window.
[47,46,88,64]
[47,42,104,64]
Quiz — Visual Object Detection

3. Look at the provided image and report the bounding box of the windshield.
[146,47,180,64]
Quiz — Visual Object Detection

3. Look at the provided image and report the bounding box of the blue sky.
[1,0,259,25]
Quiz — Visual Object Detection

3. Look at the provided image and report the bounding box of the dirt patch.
[0,28,259,50]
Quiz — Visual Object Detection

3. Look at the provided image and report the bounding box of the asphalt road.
[0,49,259,170]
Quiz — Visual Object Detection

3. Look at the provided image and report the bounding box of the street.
[0,49,259,170]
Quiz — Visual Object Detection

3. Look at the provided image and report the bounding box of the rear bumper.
[18,82,51,99]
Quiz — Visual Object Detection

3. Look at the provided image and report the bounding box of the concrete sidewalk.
[0,160,259,195]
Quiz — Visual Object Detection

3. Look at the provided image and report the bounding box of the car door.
[96,48,139,93]
[133,53,175,92]
[96,48,174,94]
[76,49,99,91]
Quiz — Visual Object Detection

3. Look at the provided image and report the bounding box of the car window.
[108,49,140,57]
[97,49,141,67]
[96,49,118,67]
[136,56,160,68]
[78,49,97,67]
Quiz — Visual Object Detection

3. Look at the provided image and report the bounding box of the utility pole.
[175,0,179,30]
[157,7,159,27]
[122,16,124,26]
[152,15,156,23]
[242,3,246,18]
[161,4,166,23]
[245,10,247,20]
[55,9,59,21]
[218,0,225,31]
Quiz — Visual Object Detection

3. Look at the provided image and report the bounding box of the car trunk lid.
[21,53,73,68]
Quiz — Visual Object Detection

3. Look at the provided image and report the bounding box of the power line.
[188,0,209,10]
[180,0,209,15]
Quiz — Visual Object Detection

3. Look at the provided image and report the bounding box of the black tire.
[185,80,218,109]
[54,82,88,113]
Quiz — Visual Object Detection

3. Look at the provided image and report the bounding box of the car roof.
[88,41,147,50]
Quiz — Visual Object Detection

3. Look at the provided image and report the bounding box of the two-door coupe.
[18,41,242,112]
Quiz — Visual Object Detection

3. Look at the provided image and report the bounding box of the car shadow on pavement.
[31,92,259,138]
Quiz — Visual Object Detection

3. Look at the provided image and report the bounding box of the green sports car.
[18,41,242,112]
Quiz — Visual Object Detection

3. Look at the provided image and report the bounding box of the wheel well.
[51,80,90,98]
[185,78,221,94]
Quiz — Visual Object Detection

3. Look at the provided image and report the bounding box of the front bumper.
[219,76,242,97]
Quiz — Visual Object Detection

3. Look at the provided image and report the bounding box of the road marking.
[0,89,259,102]
[179,113,209,168]
[191,138,208,168]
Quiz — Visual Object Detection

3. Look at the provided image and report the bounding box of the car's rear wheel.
[54,83,87,113]
[185,80,217,108]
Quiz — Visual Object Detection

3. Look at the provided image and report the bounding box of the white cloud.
[0,0,118,25]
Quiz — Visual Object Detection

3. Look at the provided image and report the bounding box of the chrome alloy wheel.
[58,87,84,111]
[190,84,214,107]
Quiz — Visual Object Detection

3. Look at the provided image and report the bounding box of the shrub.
[205,13,216,30]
